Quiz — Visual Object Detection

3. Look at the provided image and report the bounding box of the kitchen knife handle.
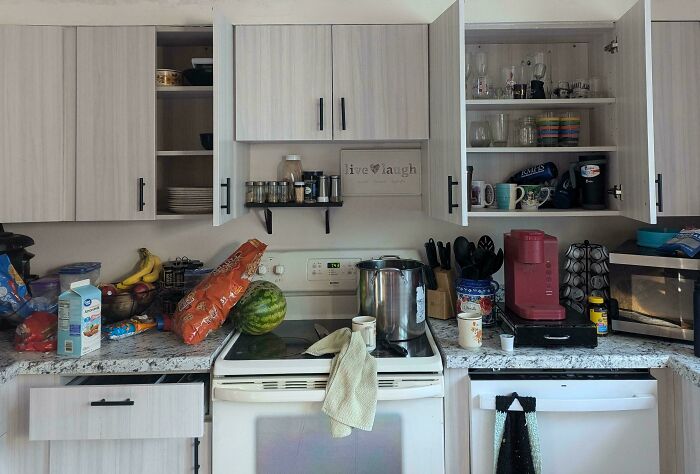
[138,177,145,211]
[341,97,346,130]
[447,176,459,214]
[655,173,663,213]
[319,97,324,131]
[221,178,231,214]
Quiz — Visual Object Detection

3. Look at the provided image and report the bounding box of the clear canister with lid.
[266,181,279,203]
[245,181,255,203]
[252,181,266,203]
[517,116,538,147]
[294,182,305,203]
[279,155,303,201]
[277,181,289,203]
[330,175,342,202]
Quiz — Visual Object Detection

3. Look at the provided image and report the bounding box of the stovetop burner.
[224,319,435,361]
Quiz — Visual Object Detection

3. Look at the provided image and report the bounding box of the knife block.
[427,269,457,320]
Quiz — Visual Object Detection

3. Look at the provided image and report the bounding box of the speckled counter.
[429,318,700,387]
[0,324,235,384]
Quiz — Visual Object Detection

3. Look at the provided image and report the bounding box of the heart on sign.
[370,163,381,174]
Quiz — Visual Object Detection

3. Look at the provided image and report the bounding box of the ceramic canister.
[455,278,500,327]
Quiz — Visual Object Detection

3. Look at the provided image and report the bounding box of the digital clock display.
[327,262,341,269]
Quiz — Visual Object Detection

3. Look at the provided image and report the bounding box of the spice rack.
[245,202,343,235]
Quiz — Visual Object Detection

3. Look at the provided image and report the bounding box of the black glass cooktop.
[224,319,434,360]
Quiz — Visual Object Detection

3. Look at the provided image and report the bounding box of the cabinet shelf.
[156,212,211,220]
[465,98,615,110]
[466,146,617,153]
[469,208,621,217]
[157,150,213,156]
[245,202,343,234]
[156,86,213,98]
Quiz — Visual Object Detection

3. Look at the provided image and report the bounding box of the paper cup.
[500,333,515,352]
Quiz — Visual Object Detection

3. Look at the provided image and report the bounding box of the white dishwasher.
[469,370,659,474]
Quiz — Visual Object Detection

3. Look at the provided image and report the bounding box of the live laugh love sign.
[340,149,421,196]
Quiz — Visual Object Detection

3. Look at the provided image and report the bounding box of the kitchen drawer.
[29,374,205,441]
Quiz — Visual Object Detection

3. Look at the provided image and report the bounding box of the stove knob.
[273,265,285,275]
[257,264,268,275]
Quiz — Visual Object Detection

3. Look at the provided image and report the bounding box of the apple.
[100,284,119,298]
[131,282,156,303]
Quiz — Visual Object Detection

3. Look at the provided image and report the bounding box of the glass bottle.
[472,52,492,100]
[278,155,303,201]
[252,181,266,203]
[278,181,289,203]
[266,181,279,203]
[518,116,538,147]
[245,181,255,204]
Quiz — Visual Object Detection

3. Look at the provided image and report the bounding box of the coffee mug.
[471,180,495,208]
[520,185,551,211]
[457,311,482,349]
[495,183,524,210]
[352,316,376,351]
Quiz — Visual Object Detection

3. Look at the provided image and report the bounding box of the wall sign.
[340,149,421,196]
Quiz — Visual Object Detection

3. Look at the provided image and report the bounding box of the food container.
[28,276,60,313]
[58,262,101,293]
[156,69,182,86]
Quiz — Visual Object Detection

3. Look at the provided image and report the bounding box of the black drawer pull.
[655,173,663,212]
[447,176,459,214]
[138,178,146,211]
[90,398,135,407]
[341,97,346,130]
[221,178,231,214]
[319,98,324,131]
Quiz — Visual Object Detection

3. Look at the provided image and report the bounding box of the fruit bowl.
[101,285,157,323]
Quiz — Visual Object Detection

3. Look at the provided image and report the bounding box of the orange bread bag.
[173,239,267,344]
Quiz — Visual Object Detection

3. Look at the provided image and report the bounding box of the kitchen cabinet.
[651,22,700,217]
[0,26,75,223]
[76,26,156,221]
[332,25,429,141]
[235,25,333,141]
[427,0,657,225]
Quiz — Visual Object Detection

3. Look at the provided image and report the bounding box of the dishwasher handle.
[477,393,656,412]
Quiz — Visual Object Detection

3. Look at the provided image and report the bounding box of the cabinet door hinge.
[604,37,619,54]
[608,184,623,200]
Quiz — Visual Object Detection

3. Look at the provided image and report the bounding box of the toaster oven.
[609,241,697,342]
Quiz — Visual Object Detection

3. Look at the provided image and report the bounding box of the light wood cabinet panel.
[427,1,467,225]
[76,27,156,221]
[332,25,429,141]
[0,26,75,223]
[652,21,700,217]
[444,367,470,474]
[235,25,332,141]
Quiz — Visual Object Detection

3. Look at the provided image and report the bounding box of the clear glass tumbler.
[491,113,509,146]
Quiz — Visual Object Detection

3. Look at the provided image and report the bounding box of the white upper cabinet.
[235,25,333,141]
[652,21,700,217]
[75,27,156,221]
[0,26,75,223]
[332,25,429,141]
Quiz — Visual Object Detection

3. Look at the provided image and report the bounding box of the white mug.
[352,316,377,351]
[520,185,551,211]
[471,180,495,208]
[457,311,482,349]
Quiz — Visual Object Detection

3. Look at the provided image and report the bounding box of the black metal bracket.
[90,398,134,407]
[247,202,343,235]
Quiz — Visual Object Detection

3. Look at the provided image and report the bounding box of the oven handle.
[213,381,443,403]
[477,393,656,412]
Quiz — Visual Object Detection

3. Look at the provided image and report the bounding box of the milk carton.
[57,279,101,357]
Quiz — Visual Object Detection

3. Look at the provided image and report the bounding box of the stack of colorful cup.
[559,113,581,146]
[536,115,560,147]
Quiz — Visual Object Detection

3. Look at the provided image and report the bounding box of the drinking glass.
[501,65,516,99]
[465,52,473,99]
[589,76,604,98]
[469,121,492,147]
[491,113,509,146]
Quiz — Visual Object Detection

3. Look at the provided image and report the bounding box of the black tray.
[499,304,598,348]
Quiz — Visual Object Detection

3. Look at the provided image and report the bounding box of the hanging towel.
[493,392,542,474]
[305,327,378,438]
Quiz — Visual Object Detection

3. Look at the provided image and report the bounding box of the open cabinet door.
[616,0,656,223]
[428,0,468,226]
[213,11,249,226]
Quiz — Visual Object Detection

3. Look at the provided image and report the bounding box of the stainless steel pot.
[357,256,426,341]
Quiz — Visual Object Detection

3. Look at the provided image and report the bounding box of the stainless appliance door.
[212,376,444,474]
[469,374,659,474]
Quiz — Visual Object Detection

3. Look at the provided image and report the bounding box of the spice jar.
[517,116,538,147]
[278,155,303,201]
[294,182,305,203]
[267,181,279,203]
[252,181,266,203]
[245,181,255,204]
[302,171,323,199]
[304,180,316,203]
[278,181,289,203]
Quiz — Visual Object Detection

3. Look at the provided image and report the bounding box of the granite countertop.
[0,324,235,384]
[429,318,700,387]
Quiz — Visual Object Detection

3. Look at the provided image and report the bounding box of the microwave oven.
[609,241,697,342]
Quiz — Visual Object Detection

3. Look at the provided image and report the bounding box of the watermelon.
[230,280,287,335]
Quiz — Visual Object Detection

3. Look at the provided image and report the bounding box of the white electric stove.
[212,249,445,474]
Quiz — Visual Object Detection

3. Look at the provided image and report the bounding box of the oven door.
[212,375,445,474]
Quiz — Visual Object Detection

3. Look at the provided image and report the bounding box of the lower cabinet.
[0,433,8,474]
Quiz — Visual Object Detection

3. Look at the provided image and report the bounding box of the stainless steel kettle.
[357,256,426,341]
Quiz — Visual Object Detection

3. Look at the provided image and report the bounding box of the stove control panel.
[307,258,359,286]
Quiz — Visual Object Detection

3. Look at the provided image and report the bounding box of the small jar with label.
[294,182,305,203]
[245,181,255,204]
[252,181,266,203]
[266,181,279,203]
[304,180,316,203]
[588,295,608,336]
[277,181,289,203]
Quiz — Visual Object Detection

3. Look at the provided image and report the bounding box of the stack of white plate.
[167,187,213,214]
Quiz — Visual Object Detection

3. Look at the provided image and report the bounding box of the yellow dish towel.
[305,327,378,438]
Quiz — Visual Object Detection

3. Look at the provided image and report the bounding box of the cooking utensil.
[443,242,452,270]
[381,336,409,357]
[425,265,438,291]
[478,235,495,252]
[437,241,448,269]
[453,237,470,268]
[425,239,439,269]
[314,323,330,340]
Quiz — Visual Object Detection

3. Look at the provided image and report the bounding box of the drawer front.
[29,383,203,441]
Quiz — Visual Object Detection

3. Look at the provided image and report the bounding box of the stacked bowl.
[559,113,581,146]
[536,114,560,147]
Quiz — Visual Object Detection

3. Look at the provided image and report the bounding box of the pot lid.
[0,224,34,253]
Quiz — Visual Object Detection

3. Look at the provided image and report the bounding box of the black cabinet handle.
[447,175,459,214]
[319,98,324,131]
[138,178,145,211]
[193,437,201,474]
[90,398,134,407]
[341,97,346,130]
[655,173,663,212]
[221,178,231,214]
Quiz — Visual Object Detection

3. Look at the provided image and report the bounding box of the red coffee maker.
[504,229,565,320]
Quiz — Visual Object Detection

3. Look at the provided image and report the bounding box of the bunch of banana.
[116,248,162,291]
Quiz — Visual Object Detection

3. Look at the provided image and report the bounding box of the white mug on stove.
[352,316,377,352]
